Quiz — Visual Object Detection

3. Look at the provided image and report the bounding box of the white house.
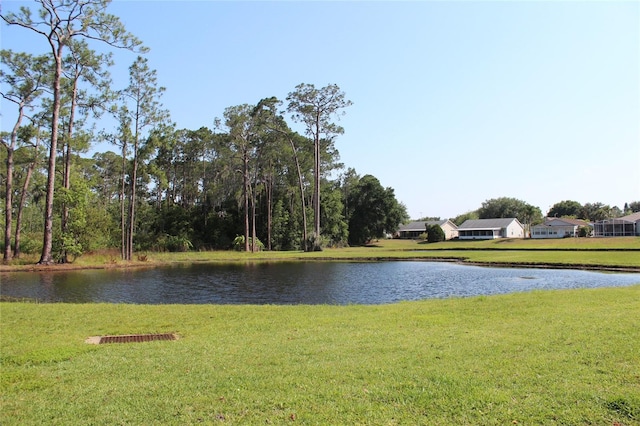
[396,220,458,240]
[531,217,591,239]
[457,218,525,240]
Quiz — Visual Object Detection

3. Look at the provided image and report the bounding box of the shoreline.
[2,255,639,274]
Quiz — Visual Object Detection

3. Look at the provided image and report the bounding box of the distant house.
[457,218,524,240]
[593,212,640,237]
[531,217,591,239]
[396,220,458,240]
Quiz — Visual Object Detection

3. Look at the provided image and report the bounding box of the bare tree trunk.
[14,161,35,258]
[313,120,321,245]
[14,136,40,258]
[251,184,257,253]
[60,141,71,263]
[127,141,138,261]
[60,78,78,264]
[4,96,29,261]
[288,138,308,251]
[38,49,64,265]
[3,144,14,262]
[266,175,272,251]
[120,142,127,260]
[243,149,249,252]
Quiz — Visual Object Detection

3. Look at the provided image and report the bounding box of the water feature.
[1,261,639,305]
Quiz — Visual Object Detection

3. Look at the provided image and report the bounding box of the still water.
[1,261,639,305]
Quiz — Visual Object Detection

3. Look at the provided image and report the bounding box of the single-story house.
[531,217,591,239]
[457,218,525,240]
[593,212,640,237]
[396,220,458,240]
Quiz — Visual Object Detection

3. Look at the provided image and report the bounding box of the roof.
[621,211,640,222]
[458,218,522,230]
[397,220,457,232]
[543,217,590,227]
[593,212,640,224]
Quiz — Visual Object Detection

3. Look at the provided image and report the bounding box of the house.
[531,217,591,239]
[457,218,524,240]
[396,220,459,240]
[593,212,640,237]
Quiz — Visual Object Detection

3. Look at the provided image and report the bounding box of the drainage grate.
[85,333,177,344]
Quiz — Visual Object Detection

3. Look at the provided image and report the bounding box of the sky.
[1,0,639,219]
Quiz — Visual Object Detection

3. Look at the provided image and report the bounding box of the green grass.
[2,237,639,271]
[422,236,640,250]
[150,238,640,269]
[2,286,640,425]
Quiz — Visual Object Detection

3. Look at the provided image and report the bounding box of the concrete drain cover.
[85,333,178,344]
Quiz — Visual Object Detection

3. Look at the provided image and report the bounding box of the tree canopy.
[477,197,543,225]
[547,200,583,218]
[347,175,408,246]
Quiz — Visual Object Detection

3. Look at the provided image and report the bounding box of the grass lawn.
[2,237,639,272]
[2,286,640,425]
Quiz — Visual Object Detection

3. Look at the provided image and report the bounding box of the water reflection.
[1,261,639,305]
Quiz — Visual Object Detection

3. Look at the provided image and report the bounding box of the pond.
[2,261,639,305]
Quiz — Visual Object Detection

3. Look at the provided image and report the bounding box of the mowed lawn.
[2,285,639,425]
[2,237,639,271]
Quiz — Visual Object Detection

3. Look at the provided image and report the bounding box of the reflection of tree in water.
[37,271,100,303]
[37,272,56,301]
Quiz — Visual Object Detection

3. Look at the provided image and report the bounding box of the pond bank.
[2,254,640,274]
[3,238,640,273]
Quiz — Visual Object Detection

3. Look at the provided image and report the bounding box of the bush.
[232,235,265,251]
[578,226,591,237]
[426,224,446,243]
[166,235,193,252]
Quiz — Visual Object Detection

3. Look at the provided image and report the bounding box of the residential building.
[396,220,459,240]
[531,217,591,239]
[593,212,640,237]
[457,218,525,239]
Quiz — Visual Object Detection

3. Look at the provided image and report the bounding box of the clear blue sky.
[2,0,639,219]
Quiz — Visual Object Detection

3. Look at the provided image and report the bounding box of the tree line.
[1,0,408,263]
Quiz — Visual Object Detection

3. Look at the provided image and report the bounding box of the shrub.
[426,224,446,243]
[165,235,193,252]
[578,226,591,237]
[232,235,265,251]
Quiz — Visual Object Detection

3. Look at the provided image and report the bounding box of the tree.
[418,216,442,222]
[347,174,408,246]
[91,151,122,208]
[0,50,49,261]
[340,167,360,226]
[320,182,348,247]
[547,200,583,218]
[253,97,311,251]
[102,105,134,259]
[248,104,290,251]
[626,201,640,213]
[120,56,168,260]
[452,210,479,226]
[477,197,543,225]
[12,124,44,258]
[2,0,145,264]
[223,104,257,252]
[287,83,352,248]
[59,39,114,262]
[581,202,612,222]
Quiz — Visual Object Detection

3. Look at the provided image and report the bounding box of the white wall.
[505,221,524,238]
